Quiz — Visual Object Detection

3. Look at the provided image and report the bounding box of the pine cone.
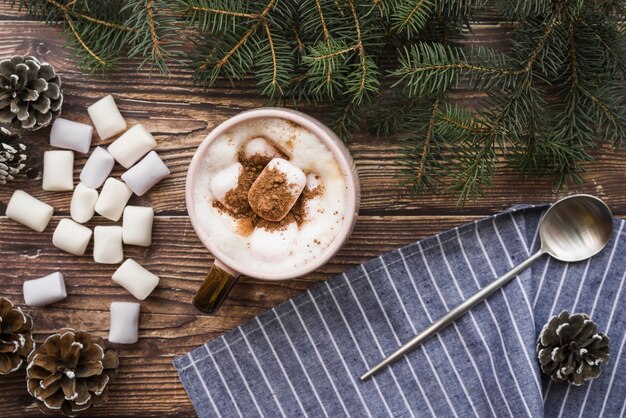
[27,329,118,417]
[0,297,35,375]
[0,55,63,130]
[537,311,610,386]
[0,126,26,184]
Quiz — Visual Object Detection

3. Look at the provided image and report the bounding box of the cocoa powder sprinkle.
[211,147,323,233]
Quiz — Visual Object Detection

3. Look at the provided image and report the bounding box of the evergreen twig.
[5,0,625,203]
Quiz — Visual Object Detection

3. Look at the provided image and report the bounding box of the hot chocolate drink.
[193,117,348,275]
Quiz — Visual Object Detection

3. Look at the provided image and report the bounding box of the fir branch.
[309,44,360,61]
[64,12,105,66]
[369,94,423,136]
[6,0,625,202]
[186,5,258,19]
[520,12,561,73]
[315,0,330,41]
[577,17,626,76]
[391,43,515,97]
[177,0,260,33]
[43,0,131,31]
[398,95,445,195]
[331,99,365,140]
[314,0,333,84]
[123,0,182,74]
[214,25,256,69]
[189,0,277,74]
[10,0,131,71]
[256,18,295,96]
[262,21,279,89]
[346,0,371,103]
[392,0,434,36]
[414,97,440,187]
[439,113,492,134]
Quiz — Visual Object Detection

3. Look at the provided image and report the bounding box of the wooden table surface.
[1,7,625,417]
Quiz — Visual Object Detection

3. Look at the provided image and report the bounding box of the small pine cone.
[0,55,63,131]
[27,329,119,417]
[0,297,35,375]
[537,311,610,386]
[0,126,27,184]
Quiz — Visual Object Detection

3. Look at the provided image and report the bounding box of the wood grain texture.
[0,5,625,417]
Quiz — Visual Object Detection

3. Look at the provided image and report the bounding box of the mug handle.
[193,259,240,314]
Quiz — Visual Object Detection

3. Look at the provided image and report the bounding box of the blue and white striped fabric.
[174,205,626,417]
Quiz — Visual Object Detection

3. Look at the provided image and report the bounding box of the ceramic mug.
[186,108,360,314]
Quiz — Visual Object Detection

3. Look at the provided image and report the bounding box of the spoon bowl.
[539,194,613,262]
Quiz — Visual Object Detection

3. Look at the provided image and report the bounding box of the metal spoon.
[361,194,613,381]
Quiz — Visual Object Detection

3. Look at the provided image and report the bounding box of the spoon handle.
[360,250,545,381]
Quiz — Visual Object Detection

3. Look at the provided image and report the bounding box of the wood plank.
[0,214,476,416]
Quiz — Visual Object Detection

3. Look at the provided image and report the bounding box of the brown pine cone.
[537,311,610,386]
[27,329,118,417]
[0,55,63,130]
[0,297,35,375]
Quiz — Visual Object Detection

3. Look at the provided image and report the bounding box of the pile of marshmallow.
[4,95,170,345]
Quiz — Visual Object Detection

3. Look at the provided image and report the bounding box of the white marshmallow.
[122,206,154,247]
[94,226,123,264]
[269,158,306,187]
[80,146,114,189]
[112,259,159,300]
[87,95,127,140]
[23,272,66,307]
[204,136,238,169]
[108,302,140,344]
[70,183,98,223]
[6,190,54,232]
[52,218,92,256]
[95,178,133,221]
[107,124,156,168]
[121,151,169,196]
[42,150,74,191]
[248,158,306,221]
[249,222,298,260]
[49,118,93,154]
[210,162,242,206]
[244,137,280,159]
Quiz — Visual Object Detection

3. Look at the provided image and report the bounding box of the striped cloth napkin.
[173,205,626,417]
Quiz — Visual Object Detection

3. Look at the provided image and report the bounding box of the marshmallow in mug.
[243,137,280,159]
[95,178,133,221]
[108,124,156,168]
[6,190,54,232]
[248,158,306,221]
[23,272,67,307]
[70,183,98,223]
[49,118,93,154]
[108,302,140,344]
[80,146,115,189]
[112,259,159,300]
[93,226,123,264]
[88,95,127,140]
[121,151,169,196]
[122,206,154,247]
[209,162,242,208]
[249,222,298,260]
[42,150,74,191]
[52,219,92,256]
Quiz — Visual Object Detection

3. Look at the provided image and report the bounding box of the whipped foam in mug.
[193,117,348,275]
